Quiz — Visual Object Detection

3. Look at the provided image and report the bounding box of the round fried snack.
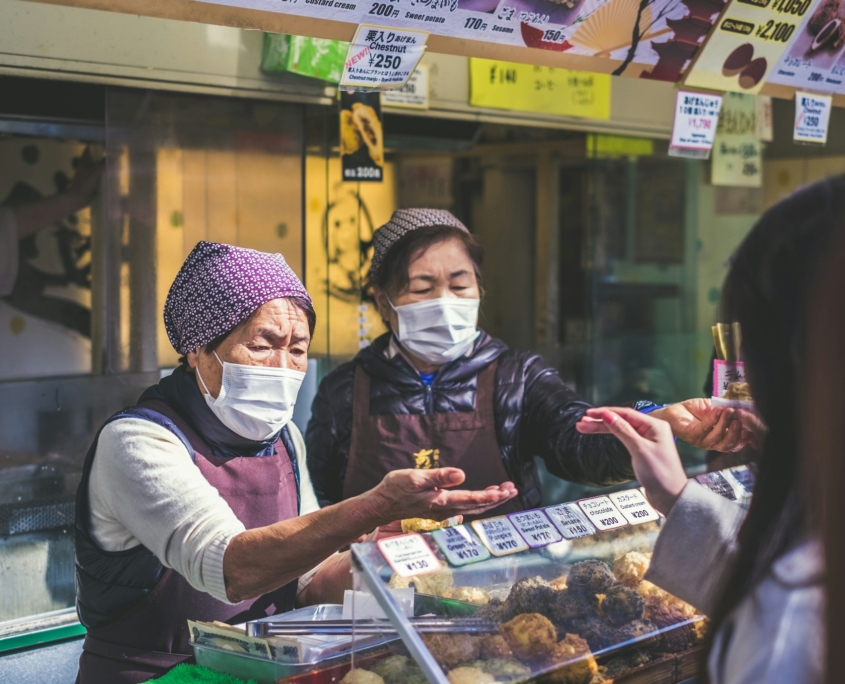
[541,634,598,684]
[474,597,513,623]
[565,560,617,596]
[371,655,411,684]
[351,103,384,166]
[638,581,697,619]
[469,658,531,682]
[447,666,496,684]
[646,601,696,653]
[444,586,491,605]
[506,576,559,616]
[499,613,558,662]
[602,585,645,626]
[613,552,651,588]
[340,110,363,156]
[423,633,480,669]
[478,634,514,660]
[340,669,385,684]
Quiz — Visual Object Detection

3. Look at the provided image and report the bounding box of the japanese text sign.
[341,24,428,89]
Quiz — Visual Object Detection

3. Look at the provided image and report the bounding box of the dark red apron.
[76,399,300,684]
[343,361,521,521]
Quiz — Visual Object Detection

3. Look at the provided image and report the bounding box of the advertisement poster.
[685,0,816,93]
[767,0,845,93]
[711,92,762,187]
[340,91,384,181]
[469,58,611,118]
[198,0,722,81]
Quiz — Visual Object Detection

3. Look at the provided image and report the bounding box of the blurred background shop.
[0,0,844,676]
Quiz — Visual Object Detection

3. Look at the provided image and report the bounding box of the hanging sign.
[340,24,428,89]
[544,503,597,539]
[793,91,832,143]
[470,59,611,120]
[767,0,845,94]
[669,90,723,159]
[712,92,762,187]
[756,95,774,141]
[378,534,442,577]
[685,0,815,94]
[340,90,384,182]
[382,64,430,108]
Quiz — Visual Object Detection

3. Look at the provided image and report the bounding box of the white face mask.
[196,352,305,441]
[390,297,481,366]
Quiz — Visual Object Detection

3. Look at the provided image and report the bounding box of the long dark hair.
[700,175,845,679]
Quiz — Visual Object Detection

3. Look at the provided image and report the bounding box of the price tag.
[341,25,429,90]
[695,472,740,501]
[544,503,597,540]
[669,90,723,159]
[725,465,755,496]
[794,92,832,145]
[508,510,563,548]
[471,516,530,557]
[577,496,627,531]
[431,525,491,566]
[378,534,442,578]
[608,489,660,525]
[381,64,429,109]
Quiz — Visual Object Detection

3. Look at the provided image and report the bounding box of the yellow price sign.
[469,58,611,121]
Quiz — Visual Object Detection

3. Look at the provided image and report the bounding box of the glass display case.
[340,469,753,684]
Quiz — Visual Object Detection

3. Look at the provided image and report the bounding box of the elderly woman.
[74,242,516,684]
[306,209,748,513]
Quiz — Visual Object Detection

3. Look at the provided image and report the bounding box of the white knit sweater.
[88,417,320,604]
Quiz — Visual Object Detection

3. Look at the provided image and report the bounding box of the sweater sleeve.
[89,418,246,604]
[519,354,636,487]
[645,481,745,615]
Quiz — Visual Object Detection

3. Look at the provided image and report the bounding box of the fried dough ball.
[693,618,709,644]
[541,634,598,684]
[444,586,491,605]
[565,560,617,596]
[611,619,659,651]
[446,666,496,684]
[551,589,601,628]
[550,575,568,591]
[340,110,363,156]
[340,669,385,684]
[423,633,480,669]
[809,0,840,34]
[402,667,430,684]
[371,655,410,684]
[602,585,645,626]
[390,566,455,596]
[613,552,651,588]
[351,103,384,166]
[647,602,695,653]
[506,576,559,616]
[602,649,652,678]
[478,634,514,659]
[469,658,532,682]
[638,581,697,618]
[474,597,513,623]
[499,613,558,662]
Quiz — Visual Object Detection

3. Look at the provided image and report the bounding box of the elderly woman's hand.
[368,468,518,525]
[578,408,688,515]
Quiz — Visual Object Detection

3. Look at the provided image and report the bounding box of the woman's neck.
[395,339,442,376]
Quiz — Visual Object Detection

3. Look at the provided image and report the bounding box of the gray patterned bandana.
[369,208,468,281]
[164,241,311,355]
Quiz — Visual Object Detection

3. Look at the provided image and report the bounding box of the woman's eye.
[411,288,432,295]
[249,346,271,352]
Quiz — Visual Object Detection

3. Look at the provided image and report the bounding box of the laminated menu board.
[198,0,724,81]
[340,91,384,182]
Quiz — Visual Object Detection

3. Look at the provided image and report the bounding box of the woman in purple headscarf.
[73,241,517,684]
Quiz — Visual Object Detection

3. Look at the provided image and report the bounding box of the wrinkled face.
[187,298,310,399]
[373,237,480,331]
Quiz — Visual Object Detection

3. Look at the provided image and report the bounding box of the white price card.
[471,516,529,557]
[608,489,660,525]
[578,496,627,531]
[669,90,723,159]
[794,92,832,145]
[544,503,597,540]
[725,466,755,497]
[431,525,491,566]
[378,534,441,578]
[695,471,740,501]
[341,25,428,90]
[508,510,563,549]
[381,64,429,109]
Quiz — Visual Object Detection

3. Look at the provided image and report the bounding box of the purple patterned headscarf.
[164,241,311,355]
[369,208,468,281]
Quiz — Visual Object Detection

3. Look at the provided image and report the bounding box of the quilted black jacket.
[306,332,644,511]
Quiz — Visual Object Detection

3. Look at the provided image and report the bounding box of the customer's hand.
[368,468,517,526]
[651,400,750,452]
[577,407,687,515]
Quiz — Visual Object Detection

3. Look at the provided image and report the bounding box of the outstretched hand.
[577,407,687,515]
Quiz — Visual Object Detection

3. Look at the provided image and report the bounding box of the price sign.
[432,525,491,566]
[578,496,627,531]
[378,534,442,578]
[794,92,832,144]
[508,510,563,548]
[725,465,755,496]
[609,489,660,525]
[471,516,529,557]
[381,64,429,109]
[669,90,723,159]
[544,503,597,539]
[695,472,741,501]
[341,24,428,89]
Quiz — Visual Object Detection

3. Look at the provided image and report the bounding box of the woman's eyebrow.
[450,269,471,278]
[409,274,436,283]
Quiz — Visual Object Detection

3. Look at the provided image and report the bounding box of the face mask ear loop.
[196,351,224,399]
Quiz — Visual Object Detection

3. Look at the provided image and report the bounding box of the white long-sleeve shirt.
[88,416,320,604]
[0,207,18,296]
